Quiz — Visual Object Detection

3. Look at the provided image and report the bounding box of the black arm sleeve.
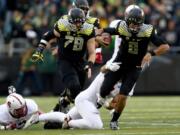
[40,30,56,46]
[150,28,168,46]
[94,19,100,29]
[103,28,118,35]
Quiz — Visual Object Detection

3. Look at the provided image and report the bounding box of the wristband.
[87,61,94,68]
[36,46,44,53]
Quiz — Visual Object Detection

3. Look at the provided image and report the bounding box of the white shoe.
[23,113,39,129]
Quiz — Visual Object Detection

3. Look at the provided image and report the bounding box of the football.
[96,32,112,47]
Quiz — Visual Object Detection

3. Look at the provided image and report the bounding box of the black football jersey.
[54,18,95,62]
[104,20,167,67]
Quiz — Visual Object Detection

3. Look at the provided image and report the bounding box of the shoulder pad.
[61,15,68,20]
[109,19,122,28]
[137,24,153,37]
[86,17,98,24]
[79,22,94,36]
[26,99,38,113]
[117,20,131,37]
[57,18,70,32]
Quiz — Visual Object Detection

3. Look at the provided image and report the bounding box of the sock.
[111,111,121,122]
[39,112,65,122]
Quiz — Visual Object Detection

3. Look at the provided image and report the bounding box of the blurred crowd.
[0,0,179,95]
[0,0,179,46]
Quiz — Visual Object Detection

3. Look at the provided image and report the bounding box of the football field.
[0,96,180,135]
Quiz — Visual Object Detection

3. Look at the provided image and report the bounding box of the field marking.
[120,121,180,127]
[82,132,180,135]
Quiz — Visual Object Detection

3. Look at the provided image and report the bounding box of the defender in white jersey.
[0,86,39,130]
[24,65,120,129]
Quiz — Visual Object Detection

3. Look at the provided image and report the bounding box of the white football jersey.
[76,72,105,105]
[0,99,38,129]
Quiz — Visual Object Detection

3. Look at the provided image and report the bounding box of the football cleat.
[110,121,119,130]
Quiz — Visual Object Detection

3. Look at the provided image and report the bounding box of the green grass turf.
[0,96,180,135]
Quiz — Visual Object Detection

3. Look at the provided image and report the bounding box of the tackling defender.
[23,61,121,129]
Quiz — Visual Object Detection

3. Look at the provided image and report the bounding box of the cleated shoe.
[110,121,119,130]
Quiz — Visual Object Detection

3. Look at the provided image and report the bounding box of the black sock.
[111,111,121,122]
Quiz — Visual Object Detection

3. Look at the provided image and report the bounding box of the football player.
[97,5,170,130]
[22,61,121,129]
[49,0,109,119]
[0,86,39,130]
[31,8,97,129]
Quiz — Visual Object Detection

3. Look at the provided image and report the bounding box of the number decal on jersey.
[64,36,84,51]
[128,41,138,54]
[64,36,74,48]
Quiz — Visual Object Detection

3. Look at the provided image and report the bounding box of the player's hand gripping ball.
[96,32,112,47]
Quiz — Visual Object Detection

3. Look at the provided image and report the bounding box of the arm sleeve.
[103,27,119,35]
[150,28,168,46]
[39,30,57,46]
[54,22,61,34]
[94,19,100,29]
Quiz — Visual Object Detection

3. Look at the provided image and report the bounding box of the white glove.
[105,62,121,72]
[23,113,39,129]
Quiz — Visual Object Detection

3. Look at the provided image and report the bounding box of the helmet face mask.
[125,5,144,33]
[128,23,142,34]
[68,8,86,29]
[12,104,27,118]
[6,93,27,118]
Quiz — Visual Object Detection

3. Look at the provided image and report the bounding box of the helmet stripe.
[10,95,23,105]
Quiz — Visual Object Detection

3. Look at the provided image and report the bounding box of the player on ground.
[23,26,152,129]
[23,61,121,129]
[0,86,39,130]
